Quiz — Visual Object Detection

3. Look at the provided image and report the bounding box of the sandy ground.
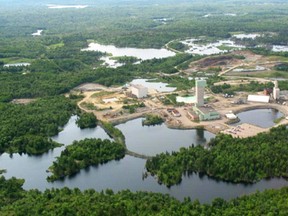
[77,85,288,137]
[11,98,36,104]
[222,123,267,138]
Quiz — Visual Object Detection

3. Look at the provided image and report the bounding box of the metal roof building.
[247,95,270,103]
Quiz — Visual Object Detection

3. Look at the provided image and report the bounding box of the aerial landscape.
[1,0,288,214]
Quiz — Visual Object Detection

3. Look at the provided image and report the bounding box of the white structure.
[196,80,206,106]
[225,113,238,120]
[103,98,118,104]
[273,81,280,100]
[247,95,270,103]
[131,84,148,98]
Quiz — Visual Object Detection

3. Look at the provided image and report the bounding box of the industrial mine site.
[75,51,288,138]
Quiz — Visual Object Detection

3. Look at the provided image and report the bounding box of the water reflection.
[116,118,214,156]
[232,109,283,128]
[1,115,288,203]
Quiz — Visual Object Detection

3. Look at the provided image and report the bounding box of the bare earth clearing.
[74,50,288,139]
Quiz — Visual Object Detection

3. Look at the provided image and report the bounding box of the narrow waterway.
[1,115,288,203]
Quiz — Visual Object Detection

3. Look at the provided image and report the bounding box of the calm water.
[1,115,288,203]
[4,62,30,67]
[116,118,214,156]
[181,38,244,55]
[233,108,283,128]
[130,79,176,92]
[82,43,175,60]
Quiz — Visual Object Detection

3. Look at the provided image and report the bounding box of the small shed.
[225,113,237,120]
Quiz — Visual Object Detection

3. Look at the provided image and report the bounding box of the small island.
[76,112,98,129]
[47,138,125,182]
[142,114,164,126]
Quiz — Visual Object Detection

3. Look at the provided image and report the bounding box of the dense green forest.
[210,81,275,94]
[76,112,98,129]
[1,176,288,215]
[1,0,288,212]
[146,126,288,186]
[47,138,125,181]
[0,96,75,154]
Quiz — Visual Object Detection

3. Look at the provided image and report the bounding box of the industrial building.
[131,84,148,98]
[225,112,238,120]
[247,95,270,103]
[192,106,220,121]
[273,80,280,100]
[196,80,206,106]
[188,79,221,121]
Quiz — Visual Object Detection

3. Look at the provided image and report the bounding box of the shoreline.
[106,103,288,136]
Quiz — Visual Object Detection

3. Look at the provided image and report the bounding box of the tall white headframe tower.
[196,80,206,106]
[273,80,280,100]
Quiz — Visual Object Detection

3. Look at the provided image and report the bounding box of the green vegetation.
[1,1,288,212]
[80,102,98,110]
[47,139,125,182]
[160,93,183,106]
[274,116,285,124]
[146,126,288,187]
[1,176,288,215]
[122,102,145,114]
[131,53,193,74]
[155,76,195,90]
[165,93,178,105]
[101,122,125,145]
[241,70,288,79]
[111,56,140,64]
[217,45,235,51]
[91,91,115,98]
[0,96,75,154]
[142,114,164,126]
[211,81,274,94]
[76,112,98,129]
[279,80,288,90]
[168,41,188,52]
[275,63,288,71]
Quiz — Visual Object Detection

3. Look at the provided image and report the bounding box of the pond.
[81,43,175,67]
[4,63,31,67]
[47,4,88,9]
[116,118,215,156]
[130,79,176,93]
[82,43,175,60]
[31,30,43,36]
[233,33,261,39]
[232,108,284,128]
[272,45,288,52]
[181,38,244,55]
[1,114,288,203]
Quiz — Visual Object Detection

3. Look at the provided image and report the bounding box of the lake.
[130,79,176,92]
[47,5,88,9]
[181,39,244,55]
[116,118,215,156]
[81,43,175,67]
[232,108,284,128]
[1,114,288,203]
